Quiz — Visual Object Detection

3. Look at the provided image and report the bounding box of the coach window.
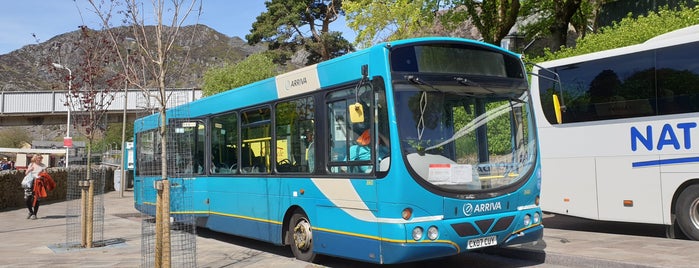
[275,96,315,173]
[544,51,654,124]
[241,107,271,174]
[656,42,699,115]
[211,112,238,174]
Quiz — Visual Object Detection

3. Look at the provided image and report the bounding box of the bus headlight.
[523,214,531,226]
[533,212,541,224]
[412,227,423,241]
[427,226,439,240]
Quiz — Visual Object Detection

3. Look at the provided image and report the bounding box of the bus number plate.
[467,236,497,249]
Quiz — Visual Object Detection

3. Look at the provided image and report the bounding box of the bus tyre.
[289,211,317,262]
[676,184,699,240]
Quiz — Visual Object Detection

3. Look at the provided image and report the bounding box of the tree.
[202,53,278,96]
[519,0,589,51]
[0,127,32,148]
[443,0,521,45]
[344,0,441,47]
[85,0,202,265]
[532,5,699,62]
[49,22,124,250]
[97,122,134,150]
[246,0,353,65]
[55,26,121,173]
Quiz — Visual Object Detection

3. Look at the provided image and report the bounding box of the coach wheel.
[676,184,699,240]
[288,210,316,262]
[665,220,687,239]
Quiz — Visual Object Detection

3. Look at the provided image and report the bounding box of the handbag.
[21,173,34,189]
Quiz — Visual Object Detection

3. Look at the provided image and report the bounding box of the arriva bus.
[531,25,699,240]
[133,37,543,264]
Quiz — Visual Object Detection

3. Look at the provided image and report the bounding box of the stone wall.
[0,167,114,211]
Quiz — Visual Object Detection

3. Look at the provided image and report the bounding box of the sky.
[0,0,357,55]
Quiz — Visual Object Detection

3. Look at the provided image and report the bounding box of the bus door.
[317,80,382,257]
[239,107,274,241]
[168,120,207,216]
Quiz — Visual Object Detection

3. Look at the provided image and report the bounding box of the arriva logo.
[463,202,502,216]
[285,77,308,91]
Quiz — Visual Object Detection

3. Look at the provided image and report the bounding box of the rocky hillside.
[0,25,265,92]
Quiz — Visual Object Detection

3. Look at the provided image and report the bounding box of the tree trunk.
[549,0,583,52]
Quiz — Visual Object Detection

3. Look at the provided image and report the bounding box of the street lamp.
[121,37,136,197]
[52,62,72,168]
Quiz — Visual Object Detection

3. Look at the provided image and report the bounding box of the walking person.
[24,155,46,220]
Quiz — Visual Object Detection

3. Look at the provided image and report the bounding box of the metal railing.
[0,88,201,115]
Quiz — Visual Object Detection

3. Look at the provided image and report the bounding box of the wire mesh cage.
[65,166,106,249]
[139,95,197,267]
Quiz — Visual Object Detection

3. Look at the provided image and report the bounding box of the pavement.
[1,190,698,267]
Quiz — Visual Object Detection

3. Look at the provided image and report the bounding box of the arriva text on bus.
[631,122,697,151]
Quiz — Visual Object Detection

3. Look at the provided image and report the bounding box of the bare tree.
[84,1,202,266]
[51,24,123,248]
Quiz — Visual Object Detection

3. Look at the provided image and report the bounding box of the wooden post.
[162,179,171,267]
[155,180,163,268]
[86,179,94,248]
[80,180,87,247]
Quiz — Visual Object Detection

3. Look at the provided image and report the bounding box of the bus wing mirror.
[349,103,364,123]
[526,62,565,124]
[350,64,370,123]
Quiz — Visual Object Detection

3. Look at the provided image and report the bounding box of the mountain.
[0,25,265,92]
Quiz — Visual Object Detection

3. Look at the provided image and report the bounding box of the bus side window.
[275,96,315,174]
[241,106,271,174]
[326,82,388,174]
[211,112,238,174]
[168,120,205,175]
[374,78,390,172]
[327,97,349,174]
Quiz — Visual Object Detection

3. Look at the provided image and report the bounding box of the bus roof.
[645,24,699,43]
[135,36,519,132]
[536,24,699,69]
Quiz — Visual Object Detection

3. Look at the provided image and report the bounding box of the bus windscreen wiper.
[404,75,444,92]
[405,75,481,97]
[455,76,524,103]
[455,76,495,94]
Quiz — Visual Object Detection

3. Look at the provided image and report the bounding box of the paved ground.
[0,191,312,268]
[1,190,697,267]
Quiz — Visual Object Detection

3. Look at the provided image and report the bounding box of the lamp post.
[52,63,72,168]
[121,38,135,197]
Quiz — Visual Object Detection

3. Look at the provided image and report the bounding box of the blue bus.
[133,37,543,264]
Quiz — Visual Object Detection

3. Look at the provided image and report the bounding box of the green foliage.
[0,127,32,148]
[92,122,134,152]
[529,5,699,62]
[519,0,591,48]
[453,101,515,156]
[344,0,441,47]
[484,101,514,155]
[304,31,354,64]
[246,0,352,64]
[442,0,521,45]
[202,53,278,96]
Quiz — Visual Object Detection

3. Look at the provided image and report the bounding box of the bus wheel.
[676,184,699,240]
[288,211,316,262]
